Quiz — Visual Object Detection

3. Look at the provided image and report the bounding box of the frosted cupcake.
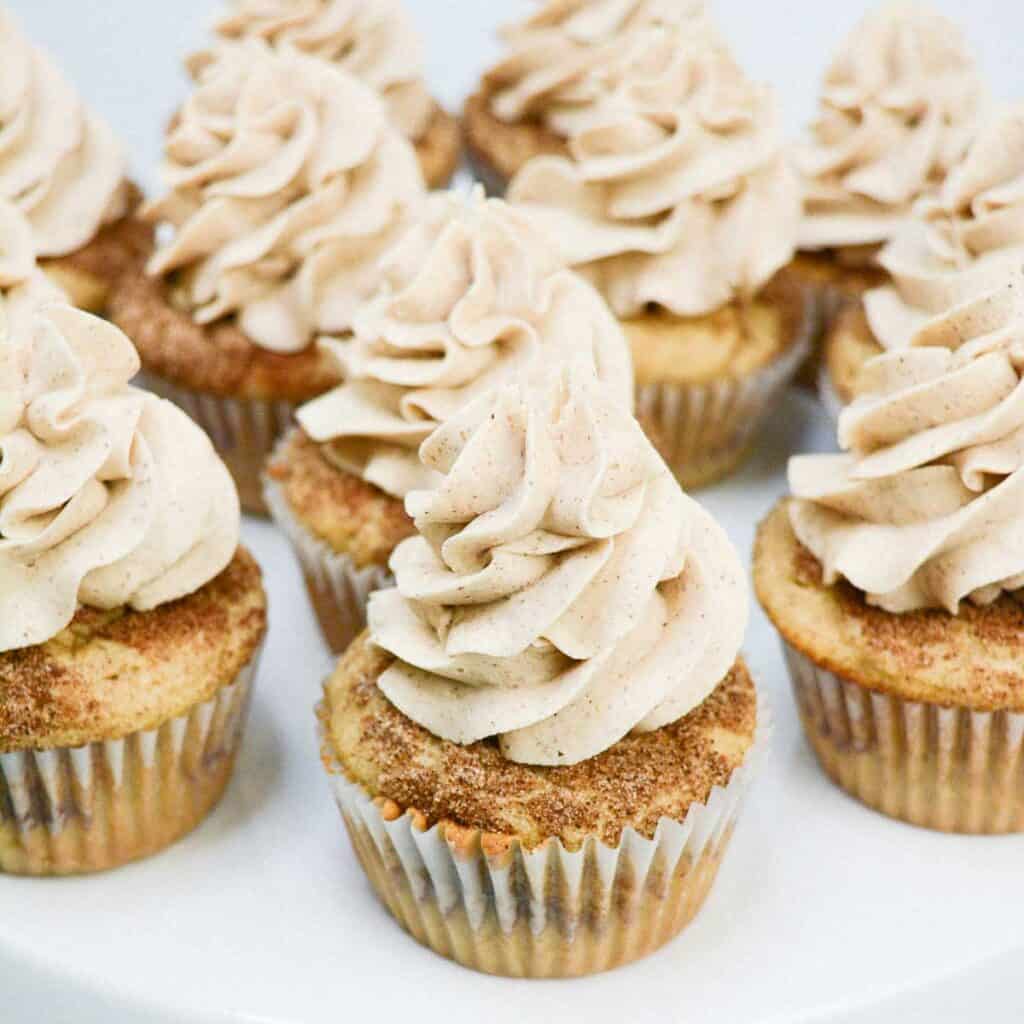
[0,302,267,875]
[196,0,459,187]
[0,11,150,312]
[464,0,719,195]
[264,189,633,652]
[0,199,66,332]
[109,43,425,514]
[822,104,1024,416]
[756,275,1024,833]
[509,37,810,487]
[320,368,763,976]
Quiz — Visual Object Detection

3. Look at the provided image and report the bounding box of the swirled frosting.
[789,276,1024,614]
[0,303,239,652]
[0,11,128,258]
[145,42,425,354]
[200,0,434,140]
[366,368,748,766]
[486,0,718,140]
[296,190,634,499]
[0,200,65,341]
[864,104,1024,351]
[508,41,802,317]
[797,2,985,251]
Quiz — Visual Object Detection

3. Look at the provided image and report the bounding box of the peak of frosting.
[146,42,425,354]
[797,1,985,250]
[486,0,718,140]
[864,104,1024,351]
[0,11,128,258]
[200,0,434,140]
[509,38,801,316]
[0,303,239,652]
[790,274,1024,614]
[367,368,748,765]
[296,189,634,498]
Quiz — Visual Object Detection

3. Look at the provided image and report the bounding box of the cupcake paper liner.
[264,467,391,654]
[636,294,814,489]
[137,371,295,517]
[318,692,770,977]
[782,640,1024,834]
[0,653,262,876]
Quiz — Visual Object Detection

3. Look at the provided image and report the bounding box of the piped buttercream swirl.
[0,303,239,652]
[145,42,425,354]
[0,11,128,258]
[367,368,748,766]
[508,38,801,317]
[0,200,65,342]
[199,0,434,140]
[789,275,1024,614]
[797,1,985,251]
[296,190,634,499]
[864,104,1024,351]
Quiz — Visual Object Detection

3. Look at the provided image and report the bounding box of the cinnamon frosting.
[201,0,435,140]
[0,200,65,340]
[797,1,985,251]
[145,42,425,354]
[508,40,802,317]
[865,104,1024,351]
[367,368,748,766]
[0,304,239,652]
[0,11,128,258]
[486,0,718,140]
[790,276,1024,614]
[296,190,634,499]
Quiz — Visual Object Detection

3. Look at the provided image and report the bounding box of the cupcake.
[791,1,985,385]
[108,43,426,514]
[0,302,267,875]
[822,104,1024,416]
[319,368,763,976]
[464,0,719,195]
[195,0,460,187]
[755,276,1024,833]
[264,188,634,653]
[0,199,66,331]
[508,36,810,488]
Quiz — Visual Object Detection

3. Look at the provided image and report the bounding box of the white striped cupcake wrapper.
[783,640,1024,834]
[0,653,261,876]
[318,691,770,977]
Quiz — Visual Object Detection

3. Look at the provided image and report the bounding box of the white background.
[3,3,1024,1024]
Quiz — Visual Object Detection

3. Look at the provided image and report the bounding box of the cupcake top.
[145,42,425,355]
[789,275,1024,614]
[508,37,802,317]
[484,0,718,140]
[0,200,65,336]
[296,189,634,499]
[199,0,434,141]
[366,367,748,766]
[797,1,985,252]
[0,303,239,652]
[0,11,128,258]
[865,104,1024,351]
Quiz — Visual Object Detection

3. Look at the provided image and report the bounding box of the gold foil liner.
[264,466,391,654]
[318,695,769,977]
[782,640,1024,834]
[137,371,295,517]
[636,293,814,489]
[0,654,261,876]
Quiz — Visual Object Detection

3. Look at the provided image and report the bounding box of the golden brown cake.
[755,503,1024,833]
[264,430,413,654]
[821,302,882,411]
[411,103,461,189]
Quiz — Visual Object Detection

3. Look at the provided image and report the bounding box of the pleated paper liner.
[318,693,770,978]
[0,654,261,876]
[783,641,1024,834]
[264,462,391,655]
[636,287,815,490]
[137,371,295,517]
